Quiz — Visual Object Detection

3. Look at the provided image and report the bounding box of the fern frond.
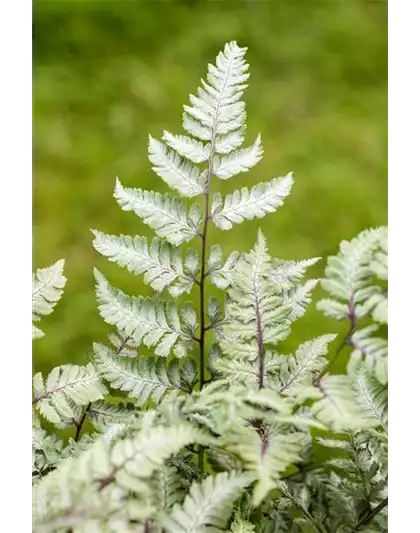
[152,463,187,512]
[323,476,359,531]
[149,136,206,197]
[33,259,67,338]
[224,423,306,506]
[322,227,385,299]
[183,41,249,141]
[271,257,320,290]
[360,290,388,325]
[86,400,137,431]
[277,483,337,533]
[315,298,349,321]
[108,331,139,357]
[33,325,45,340]
[162,130,210,163]
[32,429,65,484]
[162,471,253,533]
[347,326,388,384]
[353,372,388,435]
[319,432,388,528]
[213,135,263,179]
[33,364,107,424]
[217,336,260,362]
[230,514,256,532]
[310,375,384,432]
[369,230,388,280]
[94,270,195,357]
[212,174,293,230]
[317,227,387,320]
[33,439,132,531]
[281,279,319,321]
[108,424,208,493]
[33,415,65,480]
[92,231,198,296]
[214,347,290,388]
[276,335,337,395]
[114,179,201,245]
[215,129,246,154]
[207,448,244,473]
[207,245,240,289]
[225,231,291,345]
[93,343,186,405]
[215,357,259,386]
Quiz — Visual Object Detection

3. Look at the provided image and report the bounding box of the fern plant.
[33,42,388,533]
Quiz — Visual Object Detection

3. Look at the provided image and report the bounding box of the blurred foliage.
[33,0,387,375]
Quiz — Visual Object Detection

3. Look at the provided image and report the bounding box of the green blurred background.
[33,0,387,376]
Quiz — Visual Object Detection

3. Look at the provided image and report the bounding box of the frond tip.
[183,41,250,141]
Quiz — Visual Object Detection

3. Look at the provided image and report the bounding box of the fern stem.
[113,335,131,355]
[197,141,215,473]
[255,290,265,389]
[349,434,372,513]
[74,336,130,443]
[315,298,356,384]
[283,490,327,533]
[199,189,210,393]
[353,497,388,531]
[74,402,91,442]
